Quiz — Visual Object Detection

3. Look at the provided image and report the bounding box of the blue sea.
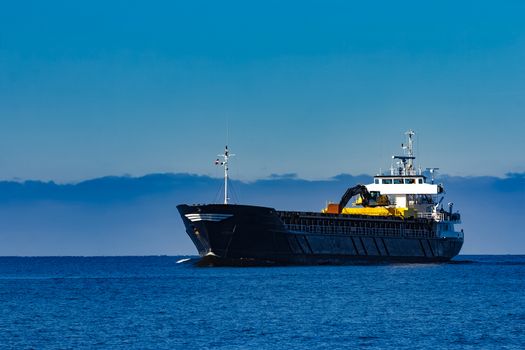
[0,256,524,349]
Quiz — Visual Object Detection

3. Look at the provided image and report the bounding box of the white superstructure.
[364,130,462,238]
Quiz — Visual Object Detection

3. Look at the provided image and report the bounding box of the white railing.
[417,212,437,220]
[416,211,461,223]
[417,212,446,221]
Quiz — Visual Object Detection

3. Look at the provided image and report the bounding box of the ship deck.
[277,210,436,239]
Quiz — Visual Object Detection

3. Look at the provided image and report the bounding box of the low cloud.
[268,173,298,179]
[0,172,524,255]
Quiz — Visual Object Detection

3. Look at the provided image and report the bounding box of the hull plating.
[177,204,463,266]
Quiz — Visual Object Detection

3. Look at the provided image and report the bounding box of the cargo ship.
[177,130,463,265]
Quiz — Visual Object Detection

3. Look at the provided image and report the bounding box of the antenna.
[226,119,229,146]
[215,145,235,204]
[426,168,440,184]
[392,129,416,176]
[417,131,421,175]
[405,129,415,174]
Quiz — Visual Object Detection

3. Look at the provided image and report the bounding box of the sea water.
[0,256,523,349]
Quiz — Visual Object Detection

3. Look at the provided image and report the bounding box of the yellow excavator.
[322,184,411,217]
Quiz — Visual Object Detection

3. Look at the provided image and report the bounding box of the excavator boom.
[339,184,372,210]
[325,184,373,214]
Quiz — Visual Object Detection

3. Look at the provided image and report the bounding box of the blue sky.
[1,0,525,182]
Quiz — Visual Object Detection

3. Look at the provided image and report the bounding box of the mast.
[392,129,416,176]
[215,145,235,204]
[404,129,415,175]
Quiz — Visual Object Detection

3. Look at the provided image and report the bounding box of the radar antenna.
[215,145,235,204]
[426,168,440,184]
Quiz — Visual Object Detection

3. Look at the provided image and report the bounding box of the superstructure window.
[393,179,403,184]
[404,178,415,184]
[382,179,392,184]
[418,179,423,184]
[374,179,380,184]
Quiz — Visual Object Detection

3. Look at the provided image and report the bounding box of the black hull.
[177,204,463,266]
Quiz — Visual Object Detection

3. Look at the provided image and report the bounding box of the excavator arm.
[324,184,388,214]
[339,184,372,210]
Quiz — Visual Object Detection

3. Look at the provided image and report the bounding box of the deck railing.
[416,211,461,223]
[284,224,433,238]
